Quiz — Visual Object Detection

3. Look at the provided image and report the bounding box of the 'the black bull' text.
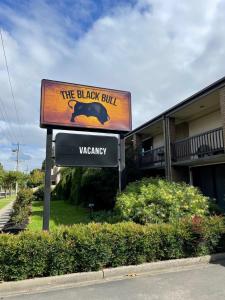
[60,89,117,106]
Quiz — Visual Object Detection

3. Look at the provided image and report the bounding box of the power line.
[0,96,17,142]
[0,123,9,143]
[0,115,13,143]
[0,28,24,144]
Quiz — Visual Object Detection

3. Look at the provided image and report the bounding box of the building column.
[163,117,175,181]
[219,87,225,148]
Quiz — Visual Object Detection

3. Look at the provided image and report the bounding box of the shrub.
[54,167,118,210]
[33,184,44,201]
[183,216,225,256]
[0,216,224,281]
[115,178,209,224]
[80,168,118,210]
[10,188,34,226]
[53,168,84,205]
[91,210,122,223]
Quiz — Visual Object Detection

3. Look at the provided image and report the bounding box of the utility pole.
[12,142,20,195]
[16,142,19,172]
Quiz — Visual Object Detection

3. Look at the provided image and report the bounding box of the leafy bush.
[53,168,84,205]
[91,210,122,223]
[33,184,44,201]
[208,198,224,216]
[80,168,118,210]
[10,188,34,226]
[54,167,118,210]
[27,169,44,188]
[0,216,224,281]
[115,178,209,224]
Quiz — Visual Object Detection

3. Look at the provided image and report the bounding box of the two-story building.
[126,77,225,209]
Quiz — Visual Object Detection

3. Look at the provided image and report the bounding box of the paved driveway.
[2,261,225,300]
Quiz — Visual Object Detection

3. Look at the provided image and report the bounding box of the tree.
[15,171,29,189]
[27,169,44,188]
[2,171,17,196]
[41,157,54,171]
[0,163,5,188]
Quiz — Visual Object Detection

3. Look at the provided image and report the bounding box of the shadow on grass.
[30,200,92,227]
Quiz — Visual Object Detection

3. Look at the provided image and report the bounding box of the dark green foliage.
[80,168,118,210]
[91,210,122,223]
[54,167,118,210]
[33,185,44,201]
[53,168,84,205]
[208,198,224,216]
[10,189,34,225]
[0,216,224,281]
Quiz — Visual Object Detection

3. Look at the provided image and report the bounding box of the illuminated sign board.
[40,79,132,133]
[55,133,118,167]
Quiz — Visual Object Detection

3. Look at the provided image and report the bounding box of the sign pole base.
[43,128,53,231]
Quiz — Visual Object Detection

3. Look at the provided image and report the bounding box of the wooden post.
[163,117,175,181]
[43,128,53,231]
[118,134,126,192]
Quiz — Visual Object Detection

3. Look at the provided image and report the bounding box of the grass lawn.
[0,195,15,210]
[28,200,91,231]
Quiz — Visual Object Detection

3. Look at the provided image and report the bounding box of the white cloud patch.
[0,0,225,170]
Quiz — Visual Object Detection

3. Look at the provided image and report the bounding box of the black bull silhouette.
[68,100,110,125]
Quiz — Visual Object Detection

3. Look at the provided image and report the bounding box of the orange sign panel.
[40,79,132,132]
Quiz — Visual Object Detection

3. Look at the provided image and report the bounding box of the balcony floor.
[140,162,165,170]
[172,153,225,167]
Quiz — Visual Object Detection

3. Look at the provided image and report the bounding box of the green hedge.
[10,188,34,226]
[0,216,225,281]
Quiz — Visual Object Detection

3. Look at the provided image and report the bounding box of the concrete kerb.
[0,271,104,295]
[103,252,225,279]
[1,252,225,295]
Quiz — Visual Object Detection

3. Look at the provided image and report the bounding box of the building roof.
[126,75,225,137]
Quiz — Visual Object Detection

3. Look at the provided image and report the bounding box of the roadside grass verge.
[0,195,15,210]
[28,200,90,231]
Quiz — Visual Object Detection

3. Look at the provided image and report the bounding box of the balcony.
[172,127,224,162]
[139,146,165,168]
[138,128,224,168]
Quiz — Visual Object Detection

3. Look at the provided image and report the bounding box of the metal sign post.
[43,128,53,231]
[118,135,126,193]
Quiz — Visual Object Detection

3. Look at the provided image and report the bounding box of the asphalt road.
[2,261,225,300]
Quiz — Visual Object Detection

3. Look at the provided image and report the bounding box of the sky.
[0,0,225,172]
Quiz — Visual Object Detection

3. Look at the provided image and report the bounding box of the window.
[142,138,153,152]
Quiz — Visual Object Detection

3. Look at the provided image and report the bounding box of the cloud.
[0,0,225,170]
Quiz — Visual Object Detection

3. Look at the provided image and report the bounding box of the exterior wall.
[51,166,61,185]
[175,122,189,140]
[171,166,190,183]
[153,133,164,148]
[189,110,222,136]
